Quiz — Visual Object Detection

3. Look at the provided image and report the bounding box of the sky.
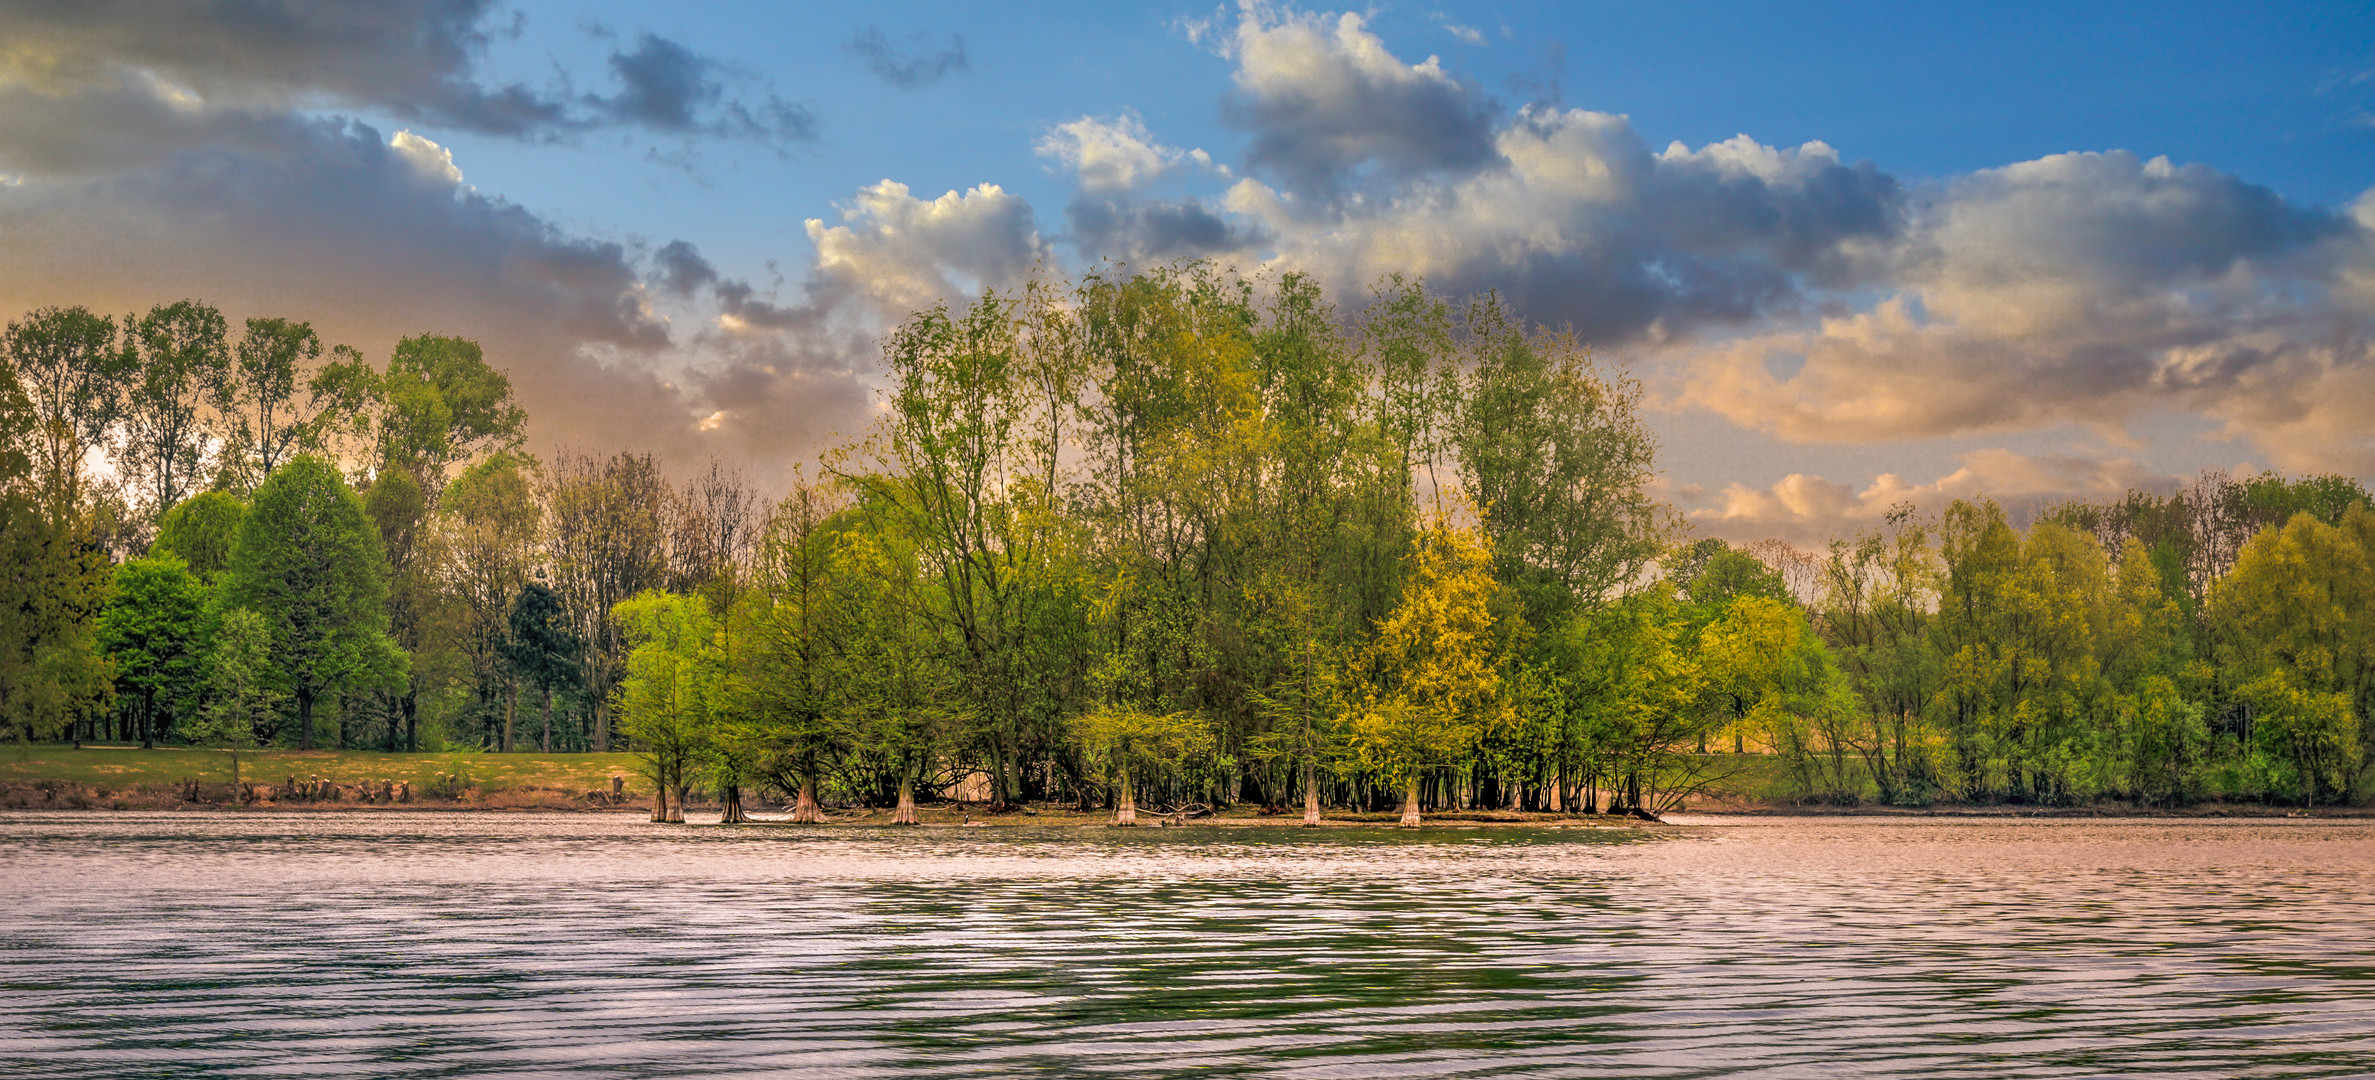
[0,0,2369,544]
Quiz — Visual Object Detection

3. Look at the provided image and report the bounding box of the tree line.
[0,300,761,760]
[2,268,2368,823]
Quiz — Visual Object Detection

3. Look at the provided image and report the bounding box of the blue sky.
[443,1,2373,278]
[0,0,2368,542]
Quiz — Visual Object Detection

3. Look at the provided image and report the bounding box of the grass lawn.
[1,744,645,796]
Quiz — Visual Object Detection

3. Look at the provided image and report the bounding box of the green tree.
[184,607,280,788]
[2210,508,2374,803]
[95,555,209,748]
[0,347,113,744]
[438,453,544,747]
[842,284,1083,809]
[1073,704,1213,825]
[332,333,530,493]
[2,305,129,512]
[119,300,232,524]
[615,591,722,823]
[545,450,670,753]
[1816,507,1946,804]
[151,491,247,582]
[505,581,581,754]
[220,317,340,490]
[220,456,406,750]
[1452,295,1665,623]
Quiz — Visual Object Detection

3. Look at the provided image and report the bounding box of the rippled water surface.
[3,812,2372,1078]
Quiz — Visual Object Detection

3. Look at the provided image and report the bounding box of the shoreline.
[4,787,2368,822]
[6,746,2367,820]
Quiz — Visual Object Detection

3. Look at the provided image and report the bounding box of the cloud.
[0,0,565,143]
[844,26,970,90]
[1037,114,1226,194]
[595,32,816,144]
[1678,151,2375,470]
[630,182,1050,463]
[0,2,850,484]
[1439,20,1487,47]
[650,239,719,298]
[1157,7,2374,475]
[1221,107,1902,343]
[389,129,462,184]
[0,115,749,472]
[1217,2,1501,197]
[803,180,1048,320]
[1065,194,1263,263]
[0,2,813,173]
[1037,114,1255,262]
[1684,449,2166,546]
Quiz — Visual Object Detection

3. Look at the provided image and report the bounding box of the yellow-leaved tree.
[1350,516,1507,826]
[1073,704,1213,825]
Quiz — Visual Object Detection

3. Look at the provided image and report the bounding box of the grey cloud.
[690,334,875,460]
[0,2,815,174]
[596,32,817,144]
[651,240,719,297]
[1228,110,1906,345]
[0,0,569,139]
[1065,194,1262,263]
[1680,152,2375,470]
[0,116,736,472]
[844,26,970,90]
[1220,8,1500,198]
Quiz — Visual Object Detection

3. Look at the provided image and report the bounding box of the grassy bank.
[0,744,647,810]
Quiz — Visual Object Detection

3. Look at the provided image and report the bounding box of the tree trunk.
[297,686,315,751]
[403,692,418,753]
[1114,766,1137,826]
[650,774,667,822]
[501,680,516,753]
[720,782,747,824]
[791,769,823,823]
[669,773,688,824]
[1302,760,1321,827]
[893,771,918,825]
[1398,773,1422,827]
[1547,759,1564,813]
[539,683,552,753]
[140,690,154,749]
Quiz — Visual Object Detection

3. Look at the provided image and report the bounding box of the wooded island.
[3,267,2369,825]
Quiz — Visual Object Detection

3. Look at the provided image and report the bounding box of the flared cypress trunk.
[1302,761,1321,827]
[719,782,747,824]
[650,777,667,822]
[790,769,823,823]
[1113,767,1137,826]
[1399,773,1422,827]
[893,772,918,825]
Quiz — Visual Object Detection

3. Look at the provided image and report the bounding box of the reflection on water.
[2,813,2371,1078]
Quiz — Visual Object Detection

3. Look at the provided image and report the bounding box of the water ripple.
[1,812,2370,1078]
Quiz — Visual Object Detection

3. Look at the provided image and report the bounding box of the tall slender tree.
[119,301,232,525]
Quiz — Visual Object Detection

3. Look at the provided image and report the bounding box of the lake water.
[2,812,2371,1078]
